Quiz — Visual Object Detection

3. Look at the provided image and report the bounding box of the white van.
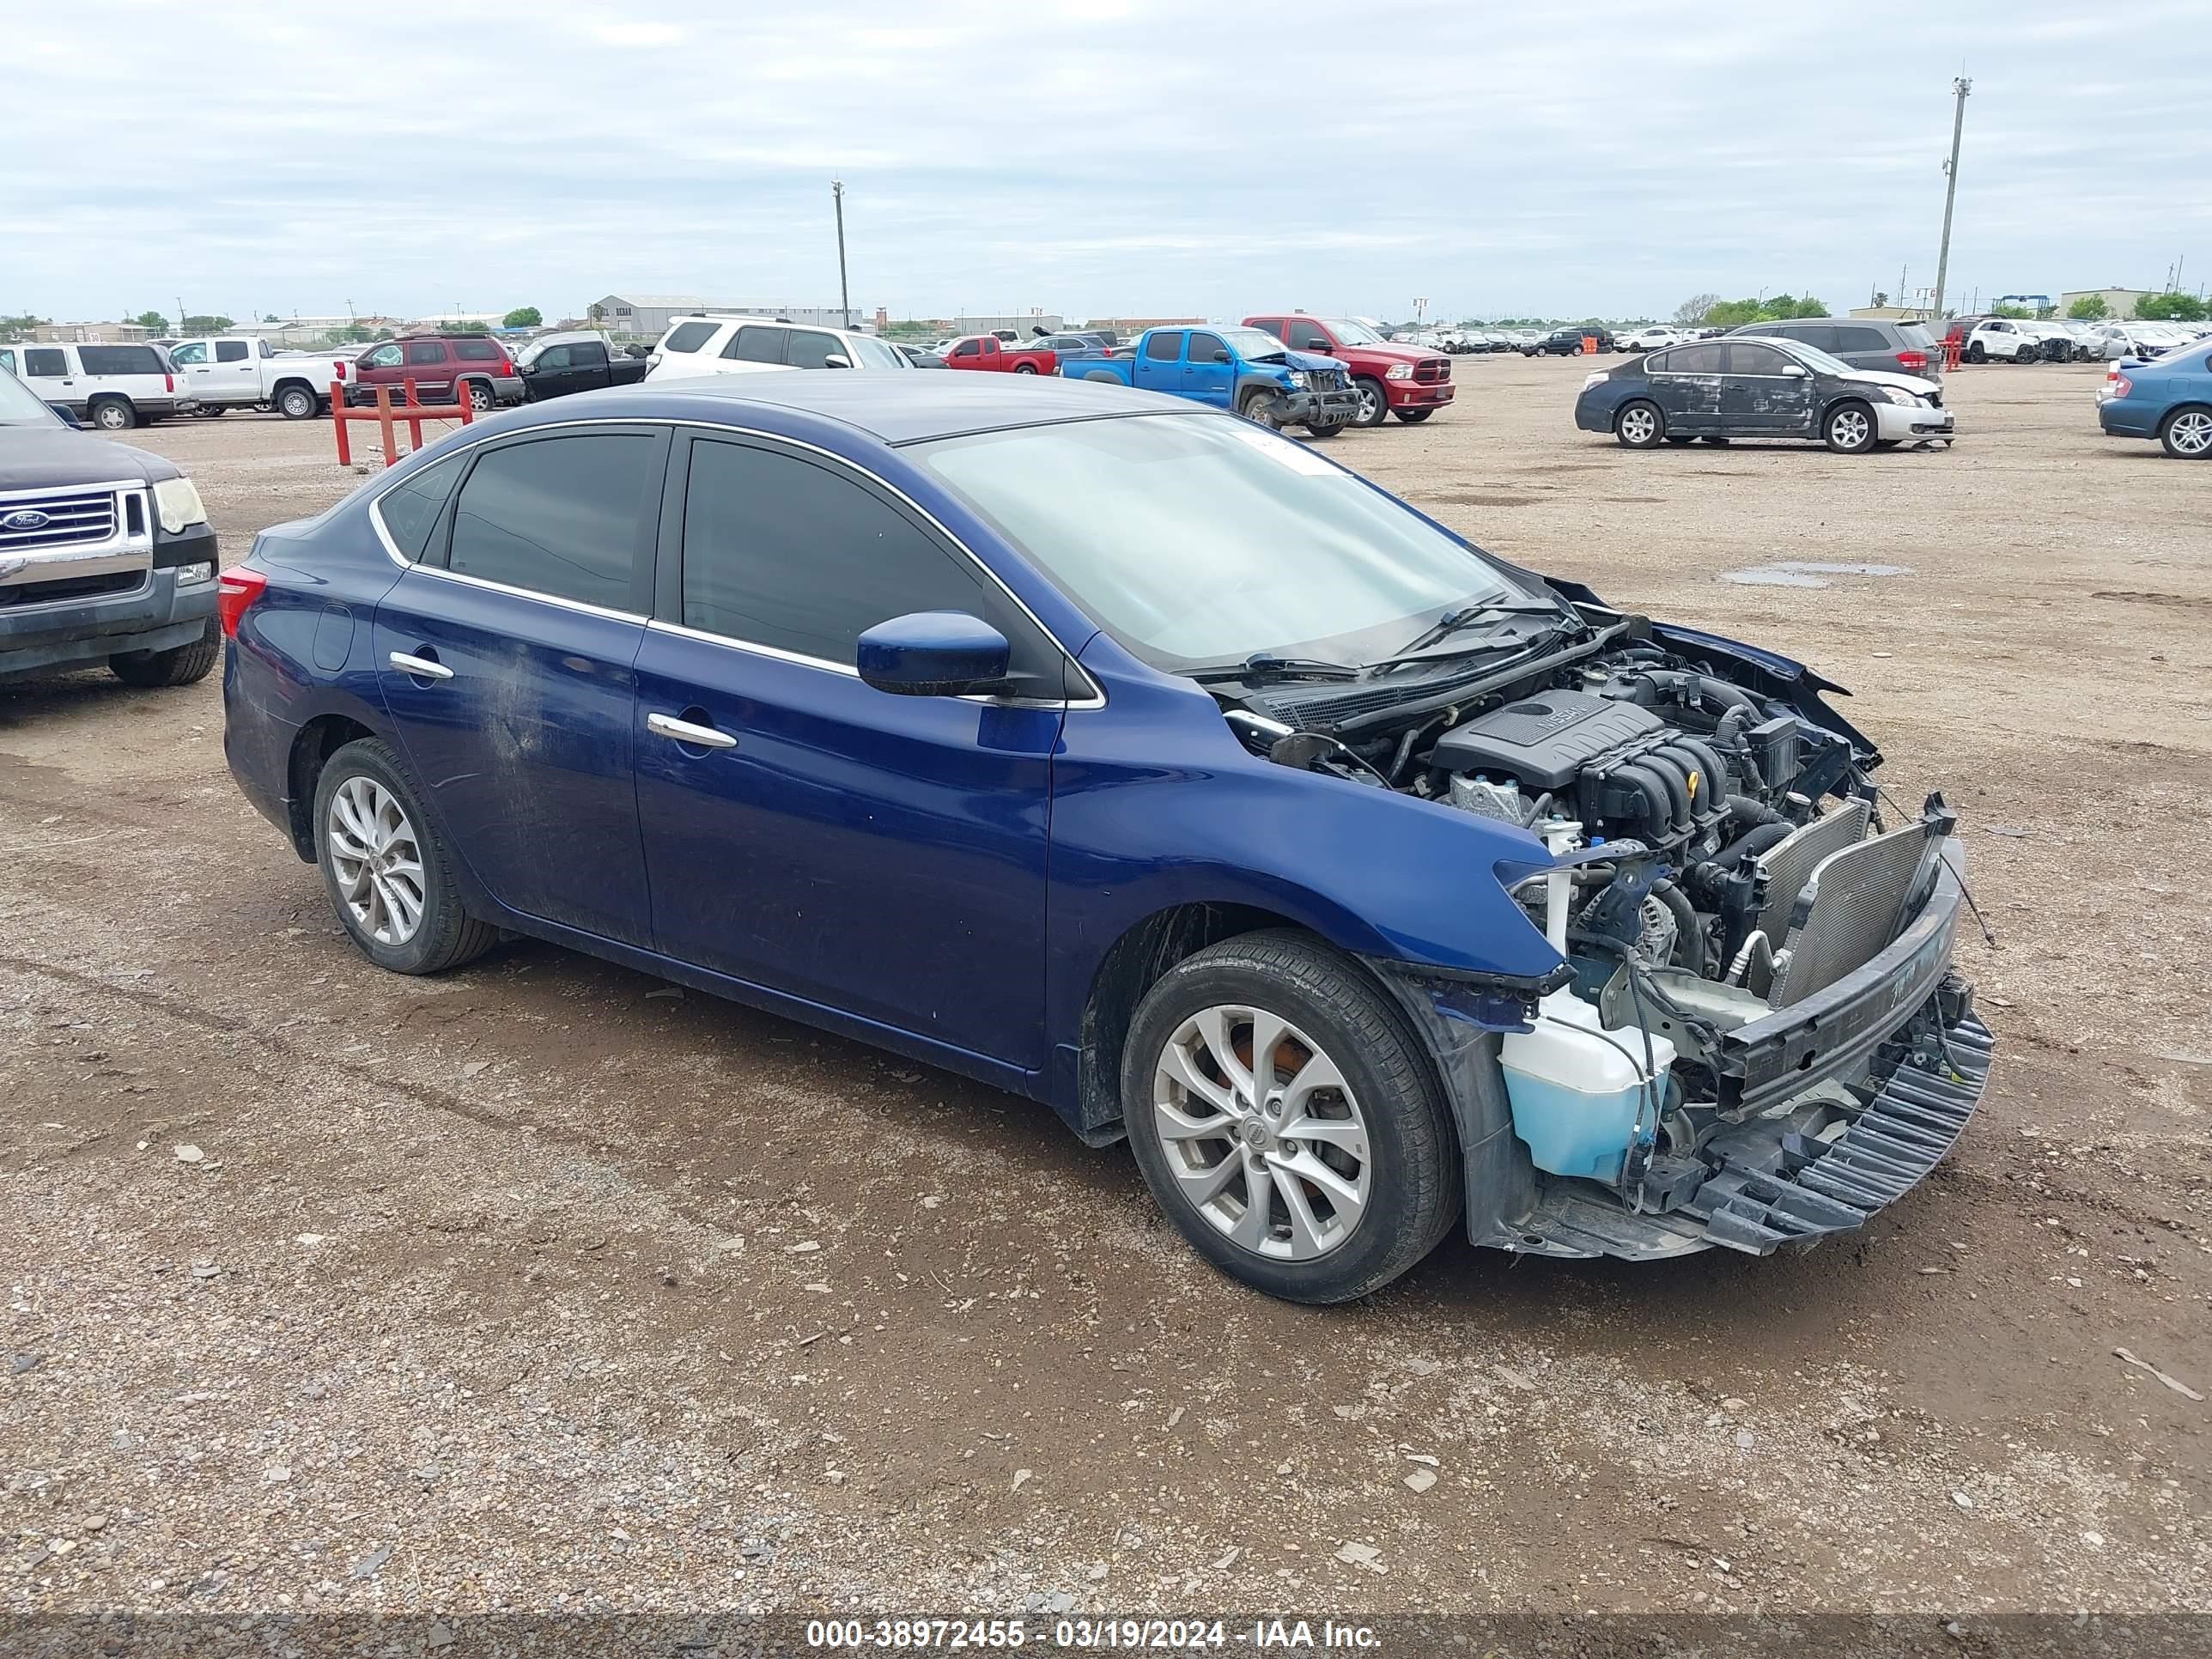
[645,315,908,381]
[0,340,195,429]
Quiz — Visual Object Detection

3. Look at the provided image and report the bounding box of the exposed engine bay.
[1219,605,1987,1252]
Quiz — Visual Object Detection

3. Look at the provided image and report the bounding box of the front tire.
[1824,400,1877,453]
[108,619,219,688]
[1614,399,1664,448]
[1238,390,1280,429]
[89,398,137,431]
[2161,405,2212,459]
[1966,342,1986,363]
[1303,420,1346,439]
[1350,379,1389,428]
[1122,931,1460,1304]
[312,738,498,975]
[276,384,319,420]
[1394,407,1434,423]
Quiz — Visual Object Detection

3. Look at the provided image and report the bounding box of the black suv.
[1524,325,1617,356]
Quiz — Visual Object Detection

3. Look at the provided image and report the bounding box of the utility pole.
[832,180,851,330]
[1931,76,1971,320]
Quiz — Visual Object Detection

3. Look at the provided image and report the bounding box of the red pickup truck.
[1242,314,1455,428]
[941,335,1058,374]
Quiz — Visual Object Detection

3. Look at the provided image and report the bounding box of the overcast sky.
[5,0,2208,325]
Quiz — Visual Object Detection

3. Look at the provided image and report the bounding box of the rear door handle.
[647,711,737,750]
[389,650,453,680]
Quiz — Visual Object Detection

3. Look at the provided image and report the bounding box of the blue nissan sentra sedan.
[220,374,1991,1302]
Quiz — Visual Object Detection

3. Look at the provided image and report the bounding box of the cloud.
[1,0,2205,324]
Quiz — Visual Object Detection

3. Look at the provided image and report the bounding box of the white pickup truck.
[164,336,351,418]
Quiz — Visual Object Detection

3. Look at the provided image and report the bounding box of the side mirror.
[1212,349,1232,364]
[1781,364,1809,378]
[46,404,81,427]
[822,354,852,369]
[857,611,1010,697]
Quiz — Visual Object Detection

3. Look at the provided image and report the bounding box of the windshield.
[1220,326,1289,359]
[848,334,907,369]
[1321,318,1385,346]
[912,411,1528,672]
[0,370,59,426]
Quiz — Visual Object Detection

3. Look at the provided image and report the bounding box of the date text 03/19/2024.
[803,1617,1383,1649]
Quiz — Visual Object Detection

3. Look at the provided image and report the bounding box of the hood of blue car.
[1283,349,1348,373]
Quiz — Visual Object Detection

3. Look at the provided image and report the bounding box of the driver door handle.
[647,711,737,750]
[388,651,453,680]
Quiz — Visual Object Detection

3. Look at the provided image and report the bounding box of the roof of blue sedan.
[542,370,1176,445]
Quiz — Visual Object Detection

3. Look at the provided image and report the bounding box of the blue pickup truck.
[1060,325,1360,437]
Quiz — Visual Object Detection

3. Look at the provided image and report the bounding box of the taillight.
[497,356,514,375]
[334,361,347,381]
[165,372,175,392]
[2112,375,2132,398]
[216,566,268,639]
[1896,350,1927,372]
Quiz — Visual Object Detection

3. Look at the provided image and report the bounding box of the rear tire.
[2160,405,2212,459]
[89,397,137,431]
[1350,379,1389,428]
[276,384,318,420]
[1824,399,1878,454]
[1614,399,1664,448]
[463,379,493,411]
[108,619,219,688]
[311,738,499,976]
[1121,930,1460,1304]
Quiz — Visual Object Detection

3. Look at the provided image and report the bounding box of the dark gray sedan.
[1574,337,1954,453]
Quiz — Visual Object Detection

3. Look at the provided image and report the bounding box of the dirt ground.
[3,357,2207,1625]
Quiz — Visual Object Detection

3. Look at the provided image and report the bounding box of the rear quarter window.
[661,321,717,354]
[79,345,163,375]
[453,339,502,362]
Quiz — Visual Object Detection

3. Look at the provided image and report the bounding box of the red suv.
[348,335,524,410]
[1243,314,1454,428]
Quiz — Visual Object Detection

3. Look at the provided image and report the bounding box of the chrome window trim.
[367,416,1105,709]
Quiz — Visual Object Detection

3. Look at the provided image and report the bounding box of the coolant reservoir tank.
[1500,990,1677,1184]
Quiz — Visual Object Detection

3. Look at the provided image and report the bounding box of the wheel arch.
[285,713,380,860]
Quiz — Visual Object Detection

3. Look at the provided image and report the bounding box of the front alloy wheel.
[1351,380,1389,428]
[1122,931,1459,1303]
[1153,1006,1372,1262]
[1826,401,1876,453]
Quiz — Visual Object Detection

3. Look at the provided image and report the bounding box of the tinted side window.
[1727,343,1794,375]
[680,439,1056,686]
[1834,326,1888,352]
[726,326,786,363]
[1144,331,1183,362]
[364,344,403,368]
[951,339,981,359]
[783,330,845,369]
[663,320,716,354]
[1290,324,1332,350]
[1657,343,1724,374]
[534,345,572,371]
[169,343,208,364]
[81,345,161,375]
[574,340,608,368]
[216,339,249,362]
[447,434,659,610]
[1187,331,1226,362]
[404,341,446,366]
[453,338,501,362]
[375,451,466,562]
[24,349,67,377]
[1249,319,1286,342]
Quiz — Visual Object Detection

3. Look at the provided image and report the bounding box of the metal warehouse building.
[588,294,860,341]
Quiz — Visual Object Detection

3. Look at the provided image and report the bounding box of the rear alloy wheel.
[1614,399,1664,448]
[276,385,318,420]
[90,398,136,431]
[464,380,493,411]
[1123,930,1459,1304]
[1351,380,1389,428]
[1013,362,1038,374]
[313,738,498,975]
[2161,407,2212,459]
[1824,400,1877,454]
[1238,390,1280,429]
